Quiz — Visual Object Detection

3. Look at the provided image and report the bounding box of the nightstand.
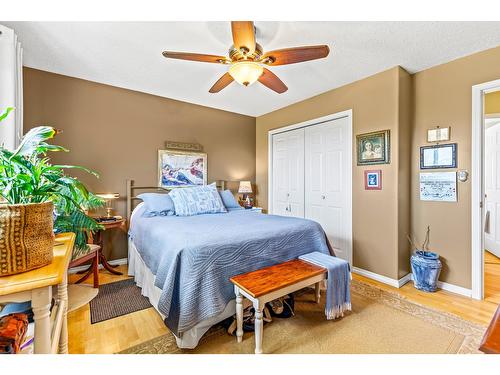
[86,217,126,276]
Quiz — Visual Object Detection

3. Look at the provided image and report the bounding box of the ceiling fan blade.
[260,45,330,66]
[231,21,256,54]
[258,68,288,94]
[162,51,228,64]
[209,73,234,93]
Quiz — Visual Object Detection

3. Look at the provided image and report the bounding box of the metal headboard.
[126,179,226,223]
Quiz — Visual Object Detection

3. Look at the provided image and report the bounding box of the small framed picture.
[420,143,457,169]
[427,127,450,143]
[356,130,390,165]
[364,170,382,190]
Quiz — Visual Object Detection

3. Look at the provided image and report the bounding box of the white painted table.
[0,233,74,354]
[230,259,326,354]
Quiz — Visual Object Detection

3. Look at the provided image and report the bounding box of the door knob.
[321,195,326,200]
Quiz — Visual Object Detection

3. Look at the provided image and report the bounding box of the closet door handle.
[321,195,326,200]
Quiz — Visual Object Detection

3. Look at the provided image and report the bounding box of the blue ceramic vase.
[410,250,442,292]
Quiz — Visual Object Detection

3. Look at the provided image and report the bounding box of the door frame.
[267,109,353,265]
[471,79,500,300]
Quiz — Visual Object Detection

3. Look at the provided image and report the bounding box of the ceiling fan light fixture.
[228,61,263,87]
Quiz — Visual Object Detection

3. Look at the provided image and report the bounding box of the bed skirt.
[128,239,236,349]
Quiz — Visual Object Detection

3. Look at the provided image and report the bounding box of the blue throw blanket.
[129,208,331,335]
[299,251,351,319]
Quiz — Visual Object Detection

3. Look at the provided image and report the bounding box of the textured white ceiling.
[3,21,500,117]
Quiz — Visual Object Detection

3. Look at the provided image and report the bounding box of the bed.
[126,180,331,349]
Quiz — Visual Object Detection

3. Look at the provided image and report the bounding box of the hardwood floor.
[353,274,497,326]
[485,250,500,305]
[67,263,499,354]
[67,265,168,354]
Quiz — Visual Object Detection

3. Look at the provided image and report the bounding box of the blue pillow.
[219,190,242,209]
[169,184,227,216]
[137,193,175,217]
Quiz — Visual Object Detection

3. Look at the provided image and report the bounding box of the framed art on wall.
[419,172,457,202]
[420,143,457,169]
[356,130,390,165]
[158,149,207,188]
[427,127,450,143]
[364,170,382,190]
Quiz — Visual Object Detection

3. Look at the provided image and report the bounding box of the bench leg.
[254,303,263,354]
[315,282,321,304]
[235,288,243,343]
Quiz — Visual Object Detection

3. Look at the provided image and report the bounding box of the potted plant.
[0,107,104,276]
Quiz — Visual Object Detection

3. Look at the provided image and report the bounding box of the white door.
[305,117,352,263]
[484,119,500,258]
[271,128,304,218]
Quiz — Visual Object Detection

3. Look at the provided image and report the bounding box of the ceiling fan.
[162,21,330,94]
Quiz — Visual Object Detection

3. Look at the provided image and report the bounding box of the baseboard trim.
[408,274,472,297]
[68,257,128,274]
[352,267,409,288]
[353,267,473,297]
[397,273,413,287]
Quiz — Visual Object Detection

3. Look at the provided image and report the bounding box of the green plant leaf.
[51,165,99,178]
[0,107,14,122]
[36,143,69,153]
[11,126,57,158]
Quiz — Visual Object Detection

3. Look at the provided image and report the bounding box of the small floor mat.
[89,279,152,324]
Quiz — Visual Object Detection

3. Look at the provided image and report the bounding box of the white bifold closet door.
[305,117,351,263]
[272,128,305,218]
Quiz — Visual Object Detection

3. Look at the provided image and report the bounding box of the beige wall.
[397,68,413,278]
[256,67,411,280]
[411,46,500,288]
[485,91,500,115]
[23,68,256,260]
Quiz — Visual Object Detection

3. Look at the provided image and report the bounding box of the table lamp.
[238,181,253,208]
[96,193,120,218]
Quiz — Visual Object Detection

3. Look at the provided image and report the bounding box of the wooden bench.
[230,259,327,354]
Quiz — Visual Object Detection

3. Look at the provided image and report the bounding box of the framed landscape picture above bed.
[158,149,207,188]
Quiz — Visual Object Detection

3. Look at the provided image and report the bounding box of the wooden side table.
[0,233,75,354]
[90,218,126,276]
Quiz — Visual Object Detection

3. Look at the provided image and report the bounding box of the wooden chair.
[68,243,100,288]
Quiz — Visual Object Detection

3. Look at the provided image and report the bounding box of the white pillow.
[169,184,227,216]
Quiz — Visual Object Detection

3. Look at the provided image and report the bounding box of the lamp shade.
[229,61,263,86]
[238,181,252,194]
[96,193,120,200]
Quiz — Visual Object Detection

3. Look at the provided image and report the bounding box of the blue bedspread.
[129,207,331,335]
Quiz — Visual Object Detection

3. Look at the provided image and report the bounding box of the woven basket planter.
[0,201,54,276]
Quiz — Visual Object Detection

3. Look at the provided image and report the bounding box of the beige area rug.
[120,279,486,354]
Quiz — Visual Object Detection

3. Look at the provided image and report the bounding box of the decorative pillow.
[219,190,242,209]
[169,184,227,216]
[137,193,175,217]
